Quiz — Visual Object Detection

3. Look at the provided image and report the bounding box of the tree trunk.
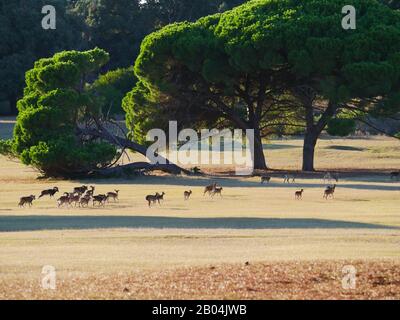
[78,126,191,175]
[302,130,318,171]
[252,133,267,170]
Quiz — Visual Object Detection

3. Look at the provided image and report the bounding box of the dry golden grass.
[1,261,399,300]
[0,134,399,299]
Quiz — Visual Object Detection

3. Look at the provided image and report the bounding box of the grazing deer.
[156,192,165,204]
[57,195,70,207]
[211,187,223,198]
[93,194,107,207]
[39,187,59,199]
[69,194,81,207]
[184,190,192,200]
[74,185,88,195]
[261,176,271,184]
[18,195,36,207]
[85,186,95,197]
[106,190,119,202]
[204,183,217,196]
[295,189,304,200]
[79,195,91,208]
[146,193,159,207]
[390,171,400,181]
[324,185,336,199]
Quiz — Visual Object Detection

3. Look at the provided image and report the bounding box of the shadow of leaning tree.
[0,48,188,178]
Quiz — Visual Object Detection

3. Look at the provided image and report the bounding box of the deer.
[79,195,91,208]
[155,192,165,204]
[146,193,159,207]
[324,185,336,199]
[106,190,120,202]
[73,185,88,195]
[18,195,36,207]
[261,176,271,184]
[184,190,192,200]
[85,186,95,197]
[204,183,217,196]
[211,187,223,198]
[57,194,70,207]
[69,194,81,207]
[295,189,304,200]
[93,194,107,207]
[38,187,59,199]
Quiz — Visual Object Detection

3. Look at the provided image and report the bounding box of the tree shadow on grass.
[0,216,397,232]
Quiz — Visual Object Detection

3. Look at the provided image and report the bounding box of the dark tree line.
[0,0,248,115]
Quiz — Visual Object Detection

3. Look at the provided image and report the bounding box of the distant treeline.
[0,0,248,115]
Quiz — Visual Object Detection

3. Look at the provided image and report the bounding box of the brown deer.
[204,183,217,196]
[69,194,81,207]
[156,192,165,204]
[295,189,304,200]
[73,185,88,195]
[146,193,159,207]
[85,186,95,197]
[184,190,192,200]
[57,194,70,207]
[324,185,336,199]
[93,194,107,207]
[211,187,223,198]
[261,176,271,184]
[79,195,91,208]
[106,190,119,202]
[18,195,36,207]
[39,187,59,199]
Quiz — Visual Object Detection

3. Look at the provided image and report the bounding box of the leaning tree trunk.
[78,125,191,176]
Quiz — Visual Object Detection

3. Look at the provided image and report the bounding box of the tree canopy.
[0,0,82,114]
[91,67,137,115]
[126,0,400,170]
[0,0,249,115]
[10,48,118,177]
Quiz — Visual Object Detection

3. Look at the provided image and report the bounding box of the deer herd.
[17,170,399,208]
[18,185,120,208]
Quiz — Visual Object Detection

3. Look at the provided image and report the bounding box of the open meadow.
[0,119,399,299]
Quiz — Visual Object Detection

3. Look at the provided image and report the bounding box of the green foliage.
[128,0,400,144]
[0,139,13,156]
[91,67,137,115]
[10,49,117,177]
[0,0,83,114]
[327,118,357,137]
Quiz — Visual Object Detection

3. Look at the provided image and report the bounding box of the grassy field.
[0,119,399,299]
